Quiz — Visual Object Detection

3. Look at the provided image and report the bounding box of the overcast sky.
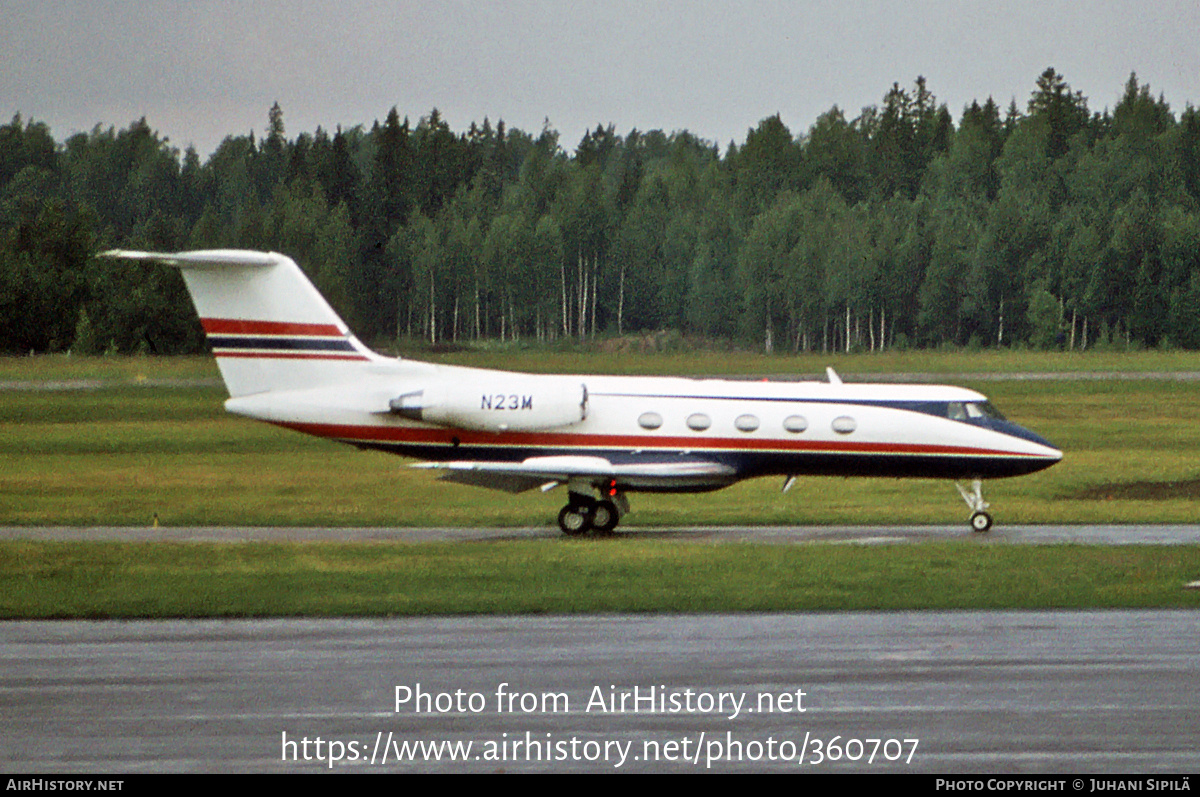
[4,0,1198,158]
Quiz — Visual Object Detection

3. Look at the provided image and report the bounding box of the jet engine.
[389,376,588,432]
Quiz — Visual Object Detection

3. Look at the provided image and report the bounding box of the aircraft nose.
[1027,432,1062,461]
[990,419,1062,463]
[1020,426,1062,467]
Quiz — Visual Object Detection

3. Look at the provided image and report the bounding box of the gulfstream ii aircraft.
[100,249,1062,535]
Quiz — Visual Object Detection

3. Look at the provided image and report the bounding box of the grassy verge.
[0,355,218,383]
[4,348,1200,382]
[406,346,1200,376]
[2,541,1199,618]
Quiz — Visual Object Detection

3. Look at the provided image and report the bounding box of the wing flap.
[413,455,737,493]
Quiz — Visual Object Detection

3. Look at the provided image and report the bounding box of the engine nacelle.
[389,376,588,432]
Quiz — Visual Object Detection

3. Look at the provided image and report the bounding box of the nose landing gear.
[956,479,993,533]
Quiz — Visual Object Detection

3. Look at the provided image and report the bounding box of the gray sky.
[4,0,1199,158]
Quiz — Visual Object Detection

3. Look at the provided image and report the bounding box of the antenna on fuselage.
[826,367,843,385]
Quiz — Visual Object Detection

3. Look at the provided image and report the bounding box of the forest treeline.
[3,68,1200,356]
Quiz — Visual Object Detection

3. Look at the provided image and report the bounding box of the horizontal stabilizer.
[99,249,280,268]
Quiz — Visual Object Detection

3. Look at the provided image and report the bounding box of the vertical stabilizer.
[99,250,379,397]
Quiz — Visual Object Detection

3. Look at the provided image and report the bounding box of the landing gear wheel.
[591,499,620,535]
[970,511,993,533]
[957,480,993,535]
[558,505,592,536]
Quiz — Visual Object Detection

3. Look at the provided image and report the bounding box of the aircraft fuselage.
[226,363,1062,491]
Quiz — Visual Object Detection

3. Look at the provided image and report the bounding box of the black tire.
[591,499,620,535]
[970,511,993,533]
[558,505,592,536]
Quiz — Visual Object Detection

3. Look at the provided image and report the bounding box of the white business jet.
[100,249,1062,535]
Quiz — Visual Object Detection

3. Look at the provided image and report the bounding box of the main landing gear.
[557,489,626,536]
[554,480,998,535]
[956,479,993,533]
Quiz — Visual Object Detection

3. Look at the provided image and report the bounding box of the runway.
[4,523,1200,544]
[2,611,1198,773]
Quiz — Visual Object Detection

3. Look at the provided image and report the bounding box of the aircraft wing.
[413,455,738,494]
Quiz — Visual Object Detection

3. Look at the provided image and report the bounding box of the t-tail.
[99,249,381,397]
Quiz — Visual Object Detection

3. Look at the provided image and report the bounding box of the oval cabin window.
[832,416,857,434]
[734,414,760,432]
[686,413,712,431]
[783,415,808,433]
[638,411,663,430]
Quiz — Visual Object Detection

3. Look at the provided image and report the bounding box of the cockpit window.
[967,401,1006,421]
[893,400,1007,423]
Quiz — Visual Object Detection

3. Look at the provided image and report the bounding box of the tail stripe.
[211,350,369,361]
[208,336,358,353]
[200,316,370,362]
[201,318,344,336]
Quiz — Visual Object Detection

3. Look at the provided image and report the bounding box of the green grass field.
[2,541,1198,618]
[3,351,1200,617]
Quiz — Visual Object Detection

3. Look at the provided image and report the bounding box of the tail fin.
[99,249,379,397]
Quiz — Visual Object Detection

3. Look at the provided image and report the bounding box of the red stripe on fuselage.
[201,318,344,336]
[271,421,1042,459]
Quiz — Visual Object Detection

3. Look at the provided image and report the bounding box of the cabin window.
[734,414,760,432]
[832,416,857,434]
[686,413,712,431]
[638,411,663,430]
[783,415,808,433]
[947,402,967,421]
